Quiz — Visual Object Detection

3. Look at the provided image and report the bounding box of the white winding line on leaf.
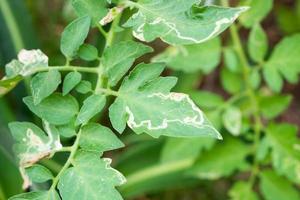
[103,158,127,185]
[19,122,62,189]
[126,92,206,130]
[132,7,248,44]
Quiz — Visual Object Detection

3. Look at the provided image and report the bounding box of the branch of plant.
[221,0,264,187]
[49,130,82,192]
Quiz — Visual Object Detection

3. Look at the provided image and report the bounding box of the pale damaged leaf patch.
[110,62,221,139]
[124,0,248,45]
[5,49,48,78]
[99,6,124,25]
[126,93,205,130]
[9,121,62,189]
[124,92,221,139]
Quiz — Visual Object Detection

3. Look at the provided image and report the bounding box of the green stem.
[49,130,82,192]
[221,0,263,187]
[34,66,99,74]
[97,87,119,96]
[97,25,108,39]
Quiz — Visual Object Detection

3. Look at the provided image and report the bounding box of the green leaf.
[25,164,53,183]
[224,47,241,73]
[9,121,62,188]
[30,70,61,105]
[264,123,300,184]
[222,106,242,136]
[221,68,243,94]
[263,34,300,92]
[103,41,153,86]
[78,44,98,61]
[75,80,92,94]
[248,23,268,63]
[229,181,259,200]
[58,151,125,200]
[260,170,300,200]
[239,0,273,28]
[23,94,79,125]
[0,76,22,97]
[9,190,60,200]
[109,63,221,139]
[160,137,215,163]
[152,37,221,73]
[5,49,48,78]
[249,68,261,89]
[72,0,108,27]
[188,137,250,179]
[80,123,124,153]
[76,94,106,125]
[190,90,224,110]
[124,1,247,45]
[62,71,82,96]
[60,16,91,58]
[259,94,292,119]
[57,119,77,138]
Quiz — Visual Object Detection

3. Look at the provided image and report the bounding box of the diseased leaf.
[75,80,92,94]
[188,137,250,179]
[78,44,98,61]
[9,190,60,200]
[9,121,62,188]
[248,23,268,63]
[152,37,221,73]
[72,0,108,27]
[222,106,242,136]
[259,94,292,119]
[25,164,53,183]
[263,34,300,92]
[264,123,300,184]
[76,94,106,125]
[58,151,125,200]
[109,63,221,139]
[23,94,79,125]
[60,16,91,58]
[229,181,259,200]
[103,41,153,86]
[63,71,82,96]
[30,70,61,105]
[239,0,273,28]
[80,123,124,153]
[260,170,300,200]
[124,0,247,45]
[5,49,48,78]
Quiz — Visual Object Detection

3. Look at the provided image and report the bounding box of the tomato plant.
[0,0,300,200]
